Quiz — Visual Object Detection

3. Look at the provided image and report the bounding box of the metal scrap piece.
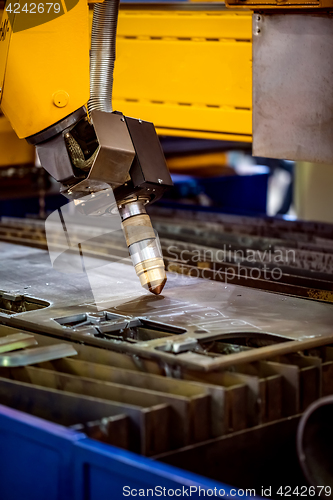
[0,343,77,367]
[0,333,37,354]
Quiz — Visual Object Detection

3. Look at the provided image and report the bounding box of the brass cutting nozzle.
[119,200,166,295]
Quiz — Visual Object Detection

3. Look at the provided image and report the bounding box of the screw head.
[53,90,69,108]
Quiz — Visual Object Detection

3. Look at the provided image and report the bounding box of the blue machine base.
[0,404,259,499]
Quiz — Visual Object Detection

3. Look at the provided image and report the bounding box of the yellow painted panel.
[114,38,251,108]
[117,9,252,40]
[0,9,12,97]
[113,8,252,140]
[156,128,252,142]
[113,99,252,138]
[0,115,34,166]
[1,0,90,138]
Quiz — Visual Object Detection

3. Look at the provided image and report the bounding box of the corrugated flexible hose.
[88,0,120,116]
[67,0,119,172]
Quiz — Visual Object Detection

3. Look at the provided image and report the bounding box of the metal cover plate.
[253,14,333,164]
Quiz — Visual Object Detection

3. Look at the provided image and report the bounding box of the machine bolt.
[53,90,69,108]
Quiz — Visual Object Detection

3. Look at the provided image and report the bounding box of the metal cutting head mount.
[32,108,173,206]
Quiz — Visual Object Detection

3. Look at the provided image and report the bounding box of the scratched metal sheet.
[1,241,333,347]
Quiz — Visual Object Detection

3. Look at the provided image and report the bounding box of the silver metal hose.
[88,0,120,116]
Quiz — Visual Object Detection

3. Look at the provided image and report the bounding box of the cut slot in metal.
[54,311,127,328]
[197,333,289,356]
[55,312,186,343]
[0,290,49,315]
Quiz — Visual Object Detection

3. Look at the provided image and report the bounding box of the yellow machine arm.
[0,0,90,139]
[0,0,172,295]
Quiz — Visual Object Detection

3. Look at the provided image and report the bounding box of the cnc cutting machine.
[1,0,333,498]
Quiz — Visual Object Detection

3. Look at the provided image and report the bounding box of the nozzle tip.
[149,278,167,295]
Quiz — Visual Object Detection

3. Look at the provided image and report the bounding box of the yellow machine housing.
[0,0,90,139]
[0,3,252,143]
[226,0,333,8]
[113,7,252,142]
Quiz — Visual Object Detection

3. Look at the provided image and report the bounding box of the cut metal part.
[0,375,133,450]
[0,344,77,367]
[70,414,130,449]
[41,357,226,437]
[0,333,37,354]
[0,374,170,456]
[8,364,210,447]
